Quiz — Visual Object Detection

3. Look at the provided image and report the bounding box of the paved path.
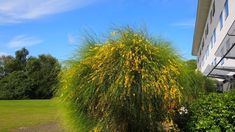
[11,122,64,132]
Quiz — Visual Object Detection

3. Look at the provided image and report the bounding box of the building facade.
[192,0,235,91]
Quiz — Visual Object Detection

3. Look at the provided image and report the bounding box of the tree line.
[0,48,60,99]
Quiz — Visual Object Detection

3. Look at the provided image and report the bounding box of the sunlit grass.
[0,100,59,132]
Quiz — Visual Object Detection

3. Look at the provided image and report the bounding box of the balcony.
[204,20,235,81]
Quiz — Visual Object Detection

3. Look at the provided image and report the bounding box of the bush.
[58,27,189,131]
[187,90,235,131]
[179,60,217,103]
[173,105,190,132]
[0,71,31,99]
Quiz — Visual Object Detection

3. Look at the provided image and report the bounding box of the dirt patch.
[11,122,64,132]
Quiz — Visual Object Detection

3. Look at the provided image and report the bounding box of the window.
[207,47,209,57]
[211,34,214,49]
[221,59,224,65]
[210,2,215,23]
[206,46,209,59]
[210,11,213,23]
[214,58,217,66]
[205,24,209,36]
[220,12,223,30]
[210,41,213,49]
[225,0,229,19]
[212,2,215,16]
[211,58,217,66]
[213,29,216,44]
[201,40,204,50]
[210,36,214,49]
[202,55,205,64]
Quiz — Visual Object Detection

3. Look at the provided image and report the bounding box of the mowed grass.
[0,100,59,132]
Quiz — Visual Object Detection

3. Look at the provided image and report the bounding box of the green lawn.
[0,100,59,132]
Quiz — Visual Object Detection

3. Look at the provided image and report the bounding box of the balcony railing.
[204,20,235,80]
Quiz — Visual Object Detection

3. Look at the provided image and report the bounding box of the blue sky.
[0,0,197,61]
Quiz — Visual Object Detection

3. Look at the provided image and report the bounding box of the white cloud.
[0,52,8,56]
[8,35,42,49]
[68,34,76,44]
[0,0,97,24]
[170,19,195,28]
[67,33,81,45]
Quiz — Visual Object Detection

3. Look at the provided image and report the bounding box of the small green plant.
[58,27,188,131]
[187,90,235,131]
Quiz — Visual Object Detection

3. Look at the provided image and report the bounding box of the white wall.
[197,0,235,75]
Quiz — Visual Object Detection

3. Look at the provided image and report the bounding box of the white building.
[192,0,235,91]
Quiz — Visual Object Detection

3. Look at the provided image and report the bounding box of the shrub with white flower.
[179,106,188,115]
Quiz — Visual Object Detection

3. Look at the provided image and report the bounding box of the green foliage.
[0,55,16,76]
[0,71,30,99]
[59,27,189,131]
[187,90,235,131]
[180,60,217,103]
[172,59,217,131]
[26,55,61,99]
[204,77,217,93]
[0,48,60,99]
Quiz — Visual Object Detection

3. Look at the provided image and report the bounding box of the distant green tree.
[25,57,41,98]
[1,55,16,75]
[0,56,4,78]
[0,48,60,99]
[37,55,60,98]
[0,71,30,99]
[1,48,29,74]
[26,55,61,99]
[15,48,29,70]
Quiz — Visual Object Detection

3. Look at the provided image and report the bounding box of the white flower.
[179,106,188,114]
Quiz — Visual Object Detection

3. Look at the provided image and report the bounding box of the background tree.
[0,48,60,99]
[0,71,30,99]
[0,55,16,76]
[0,56,5,78]
[15,48,29,71]
[26,55,61,99]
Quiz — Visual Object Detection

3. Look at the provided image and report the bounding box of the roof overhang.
[192,0,212,56]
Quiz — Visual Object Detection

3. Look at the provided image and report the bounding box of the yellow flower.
[133,39,137,43]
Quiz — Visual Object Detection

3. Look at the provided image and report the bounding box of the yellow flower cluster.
[59,28,184,131]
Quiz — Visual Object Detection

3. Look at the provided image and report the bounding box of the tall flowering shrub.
[59,27,186,131]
